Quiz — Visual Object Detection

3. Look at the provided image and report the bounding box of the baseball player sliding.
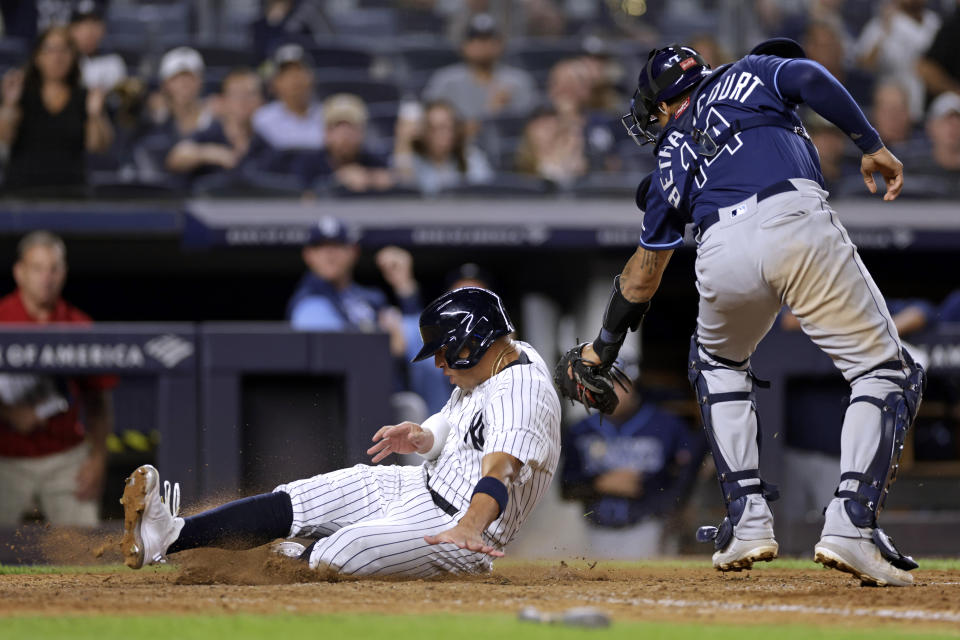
[557,39,924,586]
[121,288,561,576]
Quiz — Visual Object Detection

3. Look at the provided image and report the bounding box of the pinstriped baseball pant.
[274,463,494,577]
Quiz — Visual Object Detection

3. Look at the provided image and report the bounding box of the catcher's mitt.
[554,343,630,414]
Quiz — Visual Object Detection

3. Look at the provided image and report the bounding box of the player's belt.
[425,476,460,517]
[696,179,798,237]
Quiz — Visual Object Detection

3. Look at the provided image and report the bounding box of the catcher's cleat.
[712,535,778,572]
[814,536,913,587]
[120,464,184,569]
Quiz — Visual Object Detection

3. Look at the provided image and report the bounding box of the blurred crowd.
[0,0,956,199]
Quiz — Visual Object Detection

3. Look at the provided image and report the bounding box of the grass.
[1,614,958,640]
[3,556,959,574]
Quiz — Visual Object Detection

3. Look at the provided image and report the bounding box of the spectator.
[422,14,538,132]
[392,100,493,196]
[547,58,621,173]
[561,366,705,558]
[921,91,960,174]
[916,0,960,100]
[373,245,449,414]
[802,20,874,106]
[0,26,112,193]
[855,0,940,121]
[252,44,324,152]
[514,106,586,187]
[134,46,211,183]
[166,68,265,184]
[250,0,332,62]
[293,93,394,193]
[288,216,387,331]
[147,47,211,139]
[0,232,115,527]
[69,0,127,93]
[688,33,734,68]
[870,80,919,150]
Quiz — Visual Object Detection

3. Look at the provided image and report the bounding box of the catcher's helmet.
[622,44,710,146]
[412,287,514,369]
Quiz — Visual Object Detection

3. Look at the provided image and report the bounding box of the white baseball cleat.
[814,536,913,587]
[712,536,779,572]
[120,464,184,569]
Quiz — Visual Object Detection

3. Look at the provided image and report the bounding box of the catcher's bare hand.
[367,421,434,463]
[424,523,505,557]
[861,146,903,201]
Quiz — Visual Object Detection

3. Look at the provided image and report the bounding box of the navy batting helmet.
[622,44,710,146]
[412,287,514,369]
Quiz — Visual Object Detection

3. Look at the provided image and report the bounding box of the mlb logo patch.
[731,204,747,218]
[679,58,697,70]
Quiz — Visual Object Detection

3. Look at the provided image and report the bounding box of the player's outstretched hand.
[861,146,903,201]
[424,523,505,557]
[367,421,434,463]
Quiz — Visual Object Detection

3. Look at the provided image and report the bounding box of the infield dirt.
[2,539,959,632]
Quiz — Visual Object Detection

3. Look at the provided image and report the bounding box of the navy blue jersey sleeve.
[749,55,882,154]
[637,173,685,250]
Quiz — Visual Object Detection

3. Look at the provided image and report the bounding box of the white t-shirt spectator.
[252,100,324,150]
[856,9,941,120]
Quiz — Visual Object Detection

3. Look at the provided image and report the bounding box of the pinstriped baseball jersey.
[274,340,561,576]
[425,340,562,547]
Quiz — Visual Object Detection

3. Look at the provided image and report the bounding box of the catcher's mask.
[622,44,710,146]
[413,287,514,370]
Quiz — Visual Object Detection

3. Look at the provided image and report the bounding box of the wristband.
[593,276,651,369]
[602,275,651,336]
[472,476,508,518]
[419,413,452,461]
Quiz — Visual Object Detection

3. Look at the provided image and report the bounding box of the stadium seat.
[308,45,373,71]
[570,173,639,198]
[315,79,400,107]
[439,174,552,198]
[91,180,181,199]
[191,171,303,198]
[328,9,398,38]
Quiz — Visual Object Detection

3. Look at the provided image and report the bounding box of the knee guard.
[687,336,779,550]
[836,350,925,570]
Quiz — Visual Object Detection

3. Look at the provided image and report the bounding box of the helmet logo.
[679,58,697,71]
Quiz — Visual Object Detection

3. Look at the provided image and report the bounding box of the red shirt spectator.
[0,231,115,527]
[0,291,116,457]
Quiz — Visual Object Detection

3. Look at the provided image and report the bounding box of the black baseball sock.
[167,491,294,554]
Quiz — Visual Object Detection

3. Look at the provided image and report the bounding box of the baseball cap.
[929,91,960,120]
[159,47,204,81]
[322,93,368,127]
[465,13,499,40]
[444,263,495,291]
[70,0,104,22]
[306,216,356,246]
[272,43,313,70]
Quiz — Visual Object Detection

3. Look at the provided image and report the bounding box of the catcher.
[556,39,924,586]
